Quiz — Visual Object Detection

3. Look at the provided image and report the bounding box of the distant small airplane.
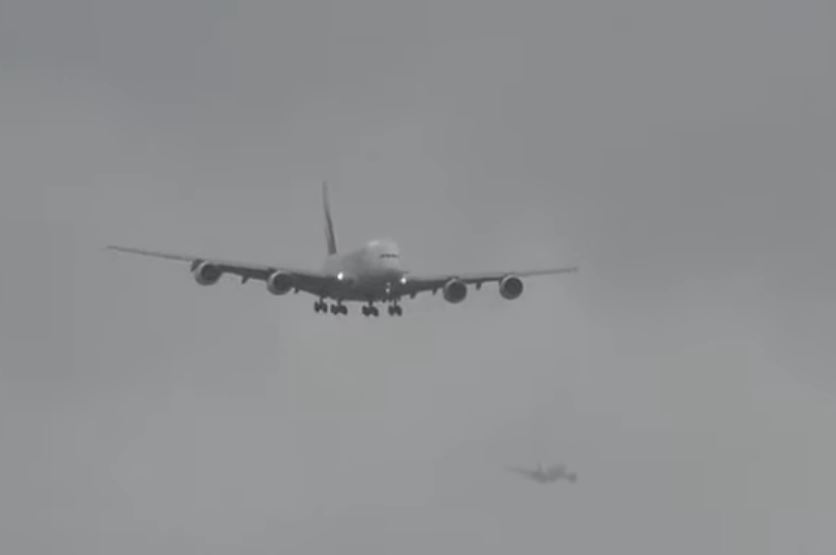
[506,463,578,484]
[107,182,578,317]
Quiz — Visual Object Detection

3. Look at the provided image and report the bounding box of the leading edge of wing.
[105,245,323,282]
[105,245,272,271]
[499,266,579,279]
[106,245,200,263]
[407,265,579,286]
[452,265,579,282]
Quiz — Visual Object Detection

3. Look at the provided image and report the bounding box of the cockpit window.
[379,253,399,258]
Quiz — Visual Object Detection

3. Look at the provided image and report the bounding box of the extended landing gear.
[313,300,347,315]
[361,298,402,317]
[313,298,402,317]
[361,304,380,317]
[387,304,403,317]
[361,304,401,316]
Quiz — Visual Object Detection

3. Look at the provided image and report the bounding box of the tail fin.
[322,181,338,255]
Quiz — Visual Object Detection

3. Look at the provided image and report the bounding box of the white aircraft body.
[107,183,578,317]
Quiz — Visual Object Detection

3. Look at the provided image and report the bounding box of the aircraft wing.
[399,266,579,296]
[106,245,335,295]
[505,466,538,479]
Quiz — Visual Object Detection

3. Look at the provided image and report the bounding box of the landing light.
[399,276,408,285]
[337,272,345,281]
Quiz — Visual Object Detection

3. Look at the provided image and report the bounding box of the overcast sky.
[1,0,835,553]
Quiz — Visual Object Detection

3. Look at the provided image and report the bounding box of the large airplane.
[107,183,578,317]
[506,463,578,484]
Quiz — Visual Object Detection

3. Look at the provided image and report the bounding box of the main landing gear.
[387,304,403,317]
[363,303,401,317]
[313,299,403,317]
[361,304,380,317]
[314,299,347,315]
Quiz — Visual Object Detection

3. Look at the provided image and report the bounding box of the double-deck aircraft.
[107,183,578,317]
[506,463,578,484]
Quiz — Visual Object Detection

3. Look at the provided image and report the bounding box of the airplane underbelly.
[328,254,401,301]
[351,279,388,299]
[334,276,395,301]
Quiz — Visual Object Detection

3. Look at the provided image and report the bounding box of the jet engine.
[499,275,524,300]
[266,271,294,295]
[442,278,468,303]
[192,261,222,286]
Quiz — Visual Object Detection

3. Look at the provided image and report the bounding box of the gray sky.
[1,0,835,553]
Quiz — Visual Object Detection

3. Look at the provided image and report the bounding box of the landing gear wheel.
[388,305,403,316]
[314,300,327,313]
[363,303,380,317]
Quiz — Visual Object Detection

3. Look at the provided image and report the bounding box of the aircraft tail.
[322,181,338,255]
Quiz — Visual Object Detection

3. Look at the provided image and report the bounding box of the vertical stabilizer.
[323,181,338,255]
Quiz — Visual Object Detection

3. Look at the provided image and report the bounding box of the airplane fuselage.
[321,239,407,301]
[507,464,577,484]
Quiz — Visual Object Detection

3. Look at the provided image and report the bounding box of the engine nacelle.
[499,275,524,300]
[443,278,468,303]
[266,271,294,295]
[192,261,222,286]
